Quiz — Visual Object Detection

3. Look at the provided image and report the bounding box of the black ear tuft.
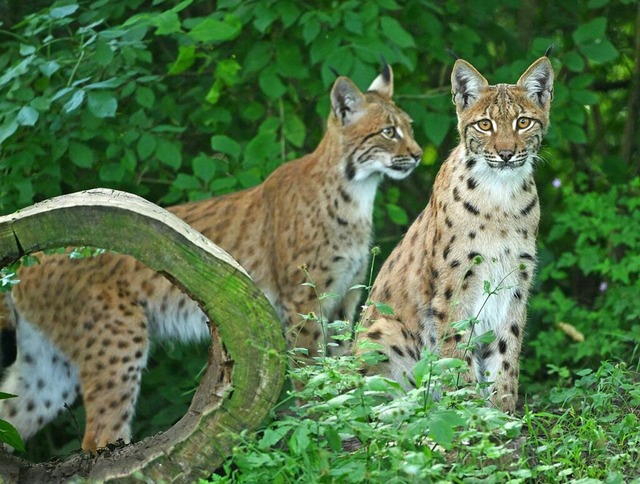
[446,48,460,61]
[544,44,554,58]
[329,66,340,79]
[380,56,391,84]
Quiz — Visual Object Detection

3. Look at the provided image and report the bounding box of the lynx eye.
[517,117,533,130]
[476,119,493,132]
[381,126,397,139]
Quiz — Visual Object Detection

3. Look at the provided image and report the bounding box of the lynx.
[357,57,554,414]
[0,66,422,452]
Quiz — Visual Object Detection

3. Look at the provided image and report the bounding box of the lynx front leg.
[355,315,422,387]
[475,302,526,415]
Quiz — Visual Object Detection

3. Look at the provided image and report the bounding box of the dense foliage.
[0,0,638,470]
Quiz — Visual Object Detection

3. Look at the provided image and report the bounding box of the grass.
[209,354,640,483]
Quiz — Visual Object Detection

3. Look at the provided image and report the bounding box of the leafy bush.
[214,353,525,483]
[525,177,640,383]
[211,355,640,482]
[0,0,638,463]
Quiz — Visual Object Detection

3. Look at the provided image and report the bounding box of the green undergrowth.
[209,355,640,483]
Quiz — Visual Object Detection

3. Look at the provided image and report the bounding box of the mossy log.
[0,188,286,482]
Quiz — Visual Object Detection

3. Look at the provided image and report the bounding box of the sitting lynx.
[0,66,422,452]
[358,57,554,414]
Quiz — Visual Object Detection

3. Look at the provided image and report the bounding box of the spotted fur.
[0,67,422,452]
[357,57,554,414]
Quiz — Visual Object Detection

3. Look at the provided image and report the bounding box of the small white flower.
[599,281,608,292]
[552,178,561,188]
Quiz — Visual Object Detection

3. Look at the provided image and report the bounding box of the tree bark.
[621,2,640,174]
[0,188,286,482]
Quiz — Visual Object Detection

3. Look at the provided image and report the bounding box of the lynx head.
[451,57,554,181]
[329,65,423,182]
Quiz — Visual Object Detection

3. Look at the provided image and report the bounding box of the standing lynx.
[0,66,422,451]
[358,57,554,414]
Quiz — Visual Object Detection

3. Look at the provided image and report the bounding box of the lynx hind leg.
[356,316,422,388]
[0,319,79,446]
[77,290,150,452]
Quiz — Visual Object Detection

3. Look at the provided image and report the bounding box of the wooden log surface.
[0,188,286,482]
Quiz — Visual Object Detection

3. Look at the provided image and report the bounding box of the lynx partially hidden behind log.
[0,65,422,452]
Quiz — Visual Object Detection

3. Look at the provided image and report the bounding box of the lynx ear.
[451,59,489,111]
[331,77,367,125]
[367,63,394,98]
[518,57,554,107]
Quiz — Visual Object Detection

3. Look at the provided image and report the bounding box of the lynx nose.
[498,150,514,162]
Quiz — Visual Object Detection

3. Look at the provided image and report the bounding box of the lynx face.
[452,59,553,195]
[330,69,422,183]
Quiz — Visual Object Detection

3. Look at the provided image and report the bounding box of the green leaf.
[244,131,278,163]
[380,16,415,48]
[193,155,216,183]
[344,11,363,34]
[99,162,125,182]
[85,78,126,90]
[173,173,201,190]
[156,138,182,169]
[187,15,241,43]
[374,301,394,315]
[135,86,155,108]
[563,51,585,72]
[236,168,262,188]
[0,419,25,452]
[283,114,305,147]
[94,40,114,67]
[209,177,237,193]
[568,74,594,89]
[137,133,157,160]
[152,11,182,35]
[168,45,196,75]
[49,4,79,19]
[0,115,19,145]
[573,17,607,44]
[17,106,39,126]
[210,135,240,160]
[205,81,221,104]
[562,123,587,144]
[422,112,451,146]
[87,91,117,118]
[39,60,61,78]
[288,425,310,454]
[69,141,94,168]
[258,426,290,450]
[217,59,241,86]
[428,410,465,448]
[386,203,408,225]
[571,89,598,105]
[258,66,286,98]
[324,426,342,452]
[472,330,496,345]
[578,39,618,64]
[302,18,320,44]
[19,44,36,56]
[63,90,85,113]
